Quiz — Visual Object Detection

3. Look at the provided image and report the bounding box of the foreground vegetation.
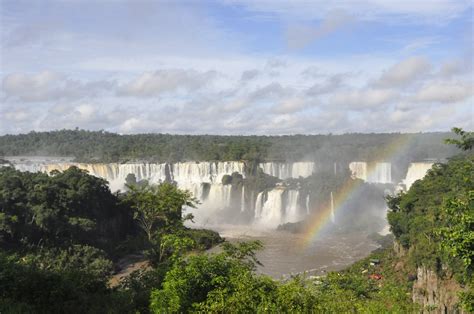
[0,128,472,312]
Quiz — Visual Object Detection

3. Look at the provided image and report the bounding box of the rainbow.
[298,134,416,248]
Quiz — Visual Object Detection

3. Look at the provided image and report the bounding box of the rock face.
[394,242,466,313]
[412,266,465,313]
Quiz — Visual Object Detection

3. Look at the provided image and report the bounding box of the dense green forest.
[0,129,472,312]
[0,129,458,164]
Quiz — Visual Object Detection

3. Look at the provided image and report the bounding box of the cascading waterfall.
[254,192,265,220]
[403,162,434,190]
[260,162,315,180]
[253,188,303,227]
[285,190,300,223]
[255,189,284,227]
[240,186,245,212]
[367,162,392,184]
[349,161,392,184]
[349,162,367,181]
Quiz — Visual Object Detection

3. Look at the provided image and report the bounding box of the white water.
[349,161,392,184]
[254,189,284,227]
[260,161,315,180]
[253,188,304,228]
[285,190,300,223]
[403,162,434,190]
[349,162,367,181]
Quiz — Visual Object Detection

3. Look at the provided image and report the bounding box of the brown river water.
[209,225,380,279]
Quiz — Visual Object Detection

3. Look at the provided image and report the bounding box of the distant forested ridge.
[0,129,459,163]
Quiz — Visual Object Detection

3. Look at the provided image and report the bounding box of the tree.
[124,182,197,264]
[445,127,473,151]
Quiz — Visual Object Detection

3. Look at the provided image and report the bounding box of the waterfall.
[350,161,392,184]
[260,162,315,179]
[284,190,300,223]
[368,163,392,184]
[240,186,245,212]
[253,188,303,227]
[254,192,265,220]
[334,162,337,175]
[349,162,367,181]
[255,189,284,227]
[403,162,434,190]
[330,191,335,223]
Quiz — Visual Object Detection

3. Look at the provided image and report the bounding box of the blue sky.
[1,0,472,134]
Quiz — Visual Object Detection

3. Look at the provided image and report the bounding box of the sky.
[0,0,473,135]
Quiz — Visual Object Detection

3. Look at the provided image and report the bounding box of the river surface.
[209,225,380,279]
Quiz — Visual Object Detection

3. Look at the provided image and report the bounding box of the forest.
[0,129,459,164]
[0,129,472,312]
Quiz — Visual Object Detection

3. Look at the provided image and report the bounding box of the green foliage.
[445,127,473,151]
[0,252,127,313]
[437,192,474,274]
[123,182,198,265]
[180,227,223,250]
[0,166,132,250]
[22,244,114,280]
[150,242,416,313]
[150,241,264,312]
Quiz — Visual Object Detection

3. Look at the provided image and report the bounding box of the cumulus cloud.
[2,71,114,102]
[306,74,346,96]
[330,89,398,109]
[248,82,294,101]
[439,58,473,78]
[414,81,473,103]
[374,56,432,87]
[118,69,217,97]
[273,98,307,114]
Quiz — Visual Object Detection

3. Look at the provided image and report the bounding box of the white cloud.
[2,71,60,101]
[273,98,306,114]
[330,89,398,109]
[2,71,113,102]
[118,69,217,97]
[374,56,431,87]
[414,82,473,103]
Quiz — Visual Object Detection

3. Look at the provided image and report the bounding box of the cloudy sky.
[1,0,472,135]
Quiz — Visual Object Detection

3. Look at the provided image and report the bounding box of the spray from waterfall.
[305,195,310,215]
[330,191,335,223]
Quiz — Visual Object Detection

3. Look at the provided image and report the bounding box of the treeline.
[0,129,458,163]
